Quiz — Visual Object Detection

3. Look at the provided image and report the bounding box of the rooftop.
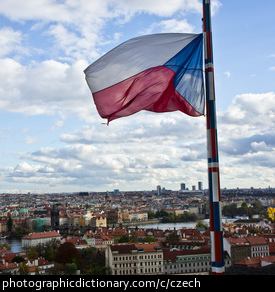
[22,231,61,240]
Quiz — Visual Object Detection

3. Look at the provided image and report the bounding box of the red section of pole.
[202,0,225,275]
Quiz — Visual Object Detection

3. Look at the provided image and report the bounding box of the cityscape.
[0,184,274,275]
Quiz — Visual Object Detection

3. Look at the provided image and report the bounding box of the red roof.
[234,255,275,267]
[246,236,268,245]
[22,231,61,239]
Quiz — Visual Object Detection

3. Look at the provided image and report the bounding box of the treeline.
[22,241,108,275]
[222,201,264,218]
[149,209,197,223]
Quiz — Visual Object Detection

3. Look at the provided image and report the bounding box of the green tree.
[32,220,38,232]
[12,255,25,263]
[143,235,157,243]
[19,262,30,275]
[81,247,107,275]
[28,247,38,259]
[7,216,13,232]
[196,221,208,230]
[64,263,78,275]
[0,242,11,250]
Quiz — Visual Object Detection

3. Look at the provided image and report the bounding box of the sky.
[0,0,274,194]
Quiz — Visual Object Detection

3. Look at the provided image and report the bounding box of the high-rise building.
[198,181,203,191]
[157,185,161,196]
[180,183,186,190]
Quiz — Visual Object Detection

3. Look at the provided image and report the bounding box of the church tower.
[51,204,59,228]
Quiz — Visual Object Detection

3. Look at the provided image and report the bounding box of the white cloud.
[223,71,231,78]
[144,18,195,34]
[0,27,27,58]
[219,92,275,138]
[0,58,95,120]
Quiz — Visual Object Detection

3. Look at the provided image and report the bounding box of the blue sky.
[0,0,274,193]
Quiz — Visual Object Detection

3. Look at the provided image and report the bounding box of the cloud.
[3,111,206,190]
[218,92,275,137]
[4,90,275,191]
[144,18,195,34]
[223,71,231,78]
[0,58,97,120]
[0,27,28,58]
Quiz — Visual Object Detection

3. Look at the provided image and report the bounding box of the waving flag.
[84,33,204,123]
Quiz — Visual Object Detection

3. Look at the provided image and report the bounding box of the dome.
[19,208,29,214]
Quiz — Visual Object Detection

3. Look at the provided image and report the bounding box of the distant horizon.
[1,185,274,195]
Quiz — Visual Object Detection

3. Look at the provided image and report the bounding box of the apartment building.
[163,248,231,274]
[105,243,163,275]
[246,236,269,257]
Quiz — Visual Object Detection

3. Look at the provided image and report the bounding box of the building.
[51,205,59,228]
[163,248,231,274]
[22,231,61,251]
[90,215,107,228]
[198,182,203,191]
[246,236,269,257]
[0,219,7,234]
[106,243,163,275]
[223,237,251,265]
[180,183,186,191]
[157,185,161,196]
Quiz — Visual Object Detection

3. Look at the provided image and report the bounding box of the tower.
[180,183,186,190]
[198,181,203,191]
[51,204,59,228]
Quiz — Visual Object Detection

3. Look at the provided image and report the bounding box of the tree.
[32,220,38,232]
[118,234,130,243]
[55,242,82,269]
[19,262,29,275]
[12,255,25,263]
[196,221,208,230]
[0,242,11,250]
[143,235,157,243]
[81,247,107,275]
[267,207,275,222]
[64,263,78,275]
[28,247,38,259]
[7,216,13,232]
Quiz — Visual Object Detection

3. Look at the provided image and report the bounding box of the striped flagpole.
[202,0,225,275]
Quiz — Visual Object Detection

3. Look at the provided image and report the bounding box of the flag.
[84,33,204,123]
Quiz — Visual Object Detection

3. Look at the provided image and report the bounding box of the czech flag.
[84,33,204,123]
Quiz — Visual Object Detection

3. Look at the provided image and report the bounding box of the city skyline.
[0,1,274,193]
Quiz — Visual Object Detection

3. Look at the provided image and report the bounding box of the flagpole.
[202,0,225,275]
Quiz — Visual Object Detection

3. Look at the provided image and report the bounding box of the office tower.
[198,181,203,191]
[157,185,161,196]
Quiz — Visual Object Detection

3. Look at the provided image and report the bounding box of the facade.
[106,243,163,275]
[246,236,269,257]
[163,248,231,274]
[0,219,7,234]
[224,237,251,265]
[90,215,107,228]
[22,231,61,251]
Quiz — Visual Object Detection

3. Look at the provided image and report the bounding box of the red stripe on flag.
[93,66,201,123]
